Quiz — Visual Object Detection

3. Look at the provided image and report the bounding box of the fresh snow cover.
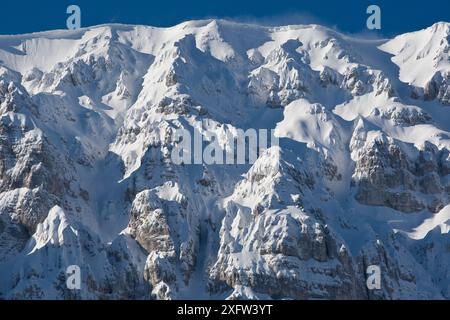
[0,19,449,300]
[379,22,450,88]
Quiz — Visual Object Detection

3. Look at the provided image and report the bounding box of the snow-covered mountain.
[0,19,449,300]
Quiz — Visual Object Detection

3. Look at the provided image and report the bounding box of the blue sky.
[1,0,449,36]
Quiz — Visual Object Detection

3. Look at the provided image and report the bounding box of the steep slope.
[0,20,449,300]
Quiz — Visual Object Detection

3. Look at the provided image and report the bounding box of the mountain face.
[0,19,449,300]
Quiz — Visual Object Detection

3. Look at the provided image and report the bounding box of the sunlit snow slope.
[0,20,449,300]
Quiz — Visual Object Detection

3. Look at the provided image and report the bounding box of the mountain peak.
[0,19,449,300]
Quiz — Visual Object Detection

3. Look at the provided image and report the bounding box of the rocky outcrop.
[351,119,449,213]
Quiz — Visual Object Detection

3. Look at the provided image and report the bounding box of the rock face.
[351,119,449,213]
[129,183,199,299]
[0,20,449,300]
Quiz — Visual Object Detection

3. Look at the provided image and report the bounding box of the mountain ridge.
[0,19,449,299]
